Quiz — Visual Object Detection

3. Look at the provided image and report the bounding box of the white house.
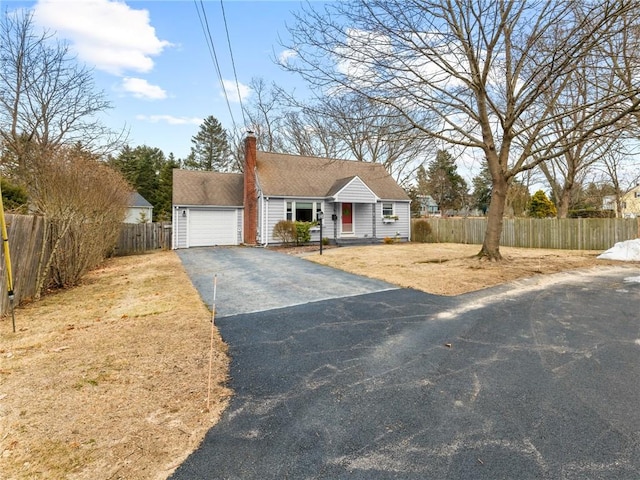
[124,192,153,223]
[172,135,411,248]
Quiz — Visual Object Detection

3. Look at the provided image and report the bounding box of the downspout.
[262,196,269,248]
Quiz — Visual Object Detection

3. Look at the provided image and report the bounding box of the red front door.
[342,203,353,233]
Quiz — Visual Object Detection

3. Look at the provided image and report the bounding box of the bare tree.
[0,10,124,175]
[312,93,433,186]
[243,78,432,185]
[284,0,640,259]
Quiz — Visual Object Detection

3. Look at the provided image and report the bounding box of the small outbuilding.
[124,192,153,224]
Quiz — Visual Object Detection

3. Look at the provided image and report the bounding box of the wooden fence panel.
[114,222,172,256]
[415,217,639,250]
[0,214,48,316]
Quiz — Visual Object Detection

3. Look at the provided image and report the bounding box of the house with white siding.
[172,134,411,248]
[124,192,154,224]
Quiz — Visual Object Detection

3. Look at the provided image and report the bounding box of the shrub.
[383,236,395,244]
[322,237,330,246]
[412,219,432,243]
[528,190,557,218]
[294,221,312,245]
[273,220,296,245]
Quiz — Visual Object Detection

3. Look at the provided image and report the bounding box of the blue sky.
[1,0,317,160]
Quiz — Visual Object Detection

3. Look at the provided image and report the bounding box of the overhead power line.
[194,0,238,130]
[219,0,248,127]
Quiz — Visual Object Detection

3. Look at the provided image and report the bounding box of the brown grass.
[0,250,230,480]
[306,242,626,295]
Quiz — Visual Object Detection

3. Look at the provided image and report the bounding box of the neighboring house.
[602,195,616,212]
[621,184,640,218]
[124,192,153,223]
[417,194,439,216]
[172,134,411,248]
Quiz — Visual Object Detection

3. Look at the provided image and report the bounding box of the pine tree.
[426,150,468,212]
[471,166,492,214]
[184,116,231,171]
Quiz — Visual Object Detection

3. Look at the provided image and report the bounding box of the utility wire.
[219,0,248,128]
[194,0,238,130]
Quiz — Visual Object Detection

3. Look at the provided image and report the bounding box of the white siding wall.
[265,198,286,245]
[236,209,244,244]
[353,203,374,238]
[376,201,411,239]
[174,208,188,248]
[124,206,153,223]
[334,179,377,203]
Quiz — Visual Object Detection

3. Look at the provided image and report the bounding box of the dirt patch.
[0,251,230,480]
[306,243,630,295]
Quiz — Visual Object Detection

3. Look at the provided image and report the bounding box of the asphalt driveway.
[173,247,640,479]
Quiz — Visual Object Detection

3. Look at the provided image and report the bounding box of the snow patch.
[598,239,640,261]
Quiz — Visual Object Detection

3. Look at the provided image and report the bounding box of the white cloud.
[136,115,203,126]
[32,0,172,75]
[277,49,297,65]
[121,77,167,100]
[221,79,251,104]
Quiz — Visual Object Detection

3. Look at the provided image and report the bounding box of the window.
[295,202,313,222]
[382,203,394,216]
[286,201,323,222]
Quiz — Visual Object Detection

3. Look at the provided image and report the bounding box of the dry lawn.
[0,243,632,480]
[306,242,626,295]
[0,251,230,480]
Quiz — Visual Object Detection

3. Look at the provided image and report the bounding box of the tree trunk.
[557,188,572,218]
[478,178,508,261]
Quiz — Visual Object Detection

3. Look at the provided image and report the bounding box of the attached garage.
[188,209,239,247]
[172,170,245,249]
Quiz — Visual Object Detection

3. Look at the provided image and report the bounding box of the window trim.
[382,202,394,217]
[285,200,324,222]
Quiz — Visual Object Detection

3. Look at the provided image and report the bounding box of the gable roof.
[173,169,244,206]
[256,151,410,201]
[129,192,152,208]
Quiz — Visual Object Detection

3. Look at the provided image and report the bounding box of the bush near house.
[273,220,297,245]
[412,219,433,243]
[294,221,313,245]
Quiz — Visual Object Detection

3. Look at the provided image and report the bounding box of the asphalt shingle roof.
[256,152,409,200]
[172,152,410,206]
[173,169,244,206]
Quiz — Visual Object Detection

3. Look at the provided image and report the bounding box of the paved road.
[173,248,640,479]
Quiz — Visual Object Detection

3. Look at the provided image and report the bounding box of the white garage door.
[188,209,238,246]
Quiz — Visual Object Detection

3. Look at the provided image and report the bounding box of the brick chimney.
[243,133,257,244]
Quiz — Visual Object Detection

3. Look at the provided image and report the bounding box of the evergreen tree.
[156,153,180,221]
[471,166,492,214]
[528,190,557,218]
[110,145,165,221]
[426,150,468,212]
[184,115,231,171]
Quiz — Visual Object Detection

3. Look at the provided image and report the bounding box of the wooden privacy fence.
[114,222,172,256]
[0,214,48,315]
[0,216,172,317]
[416,217,640,250]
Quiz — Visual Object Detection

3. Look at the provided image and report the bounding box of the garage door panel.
[189,209,237,246]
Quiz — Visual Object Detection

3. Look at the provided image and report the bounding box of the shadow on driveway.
[173,248,640,479]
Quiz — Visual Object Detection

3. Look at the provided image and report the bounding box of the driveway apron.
[173,249,640,479]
